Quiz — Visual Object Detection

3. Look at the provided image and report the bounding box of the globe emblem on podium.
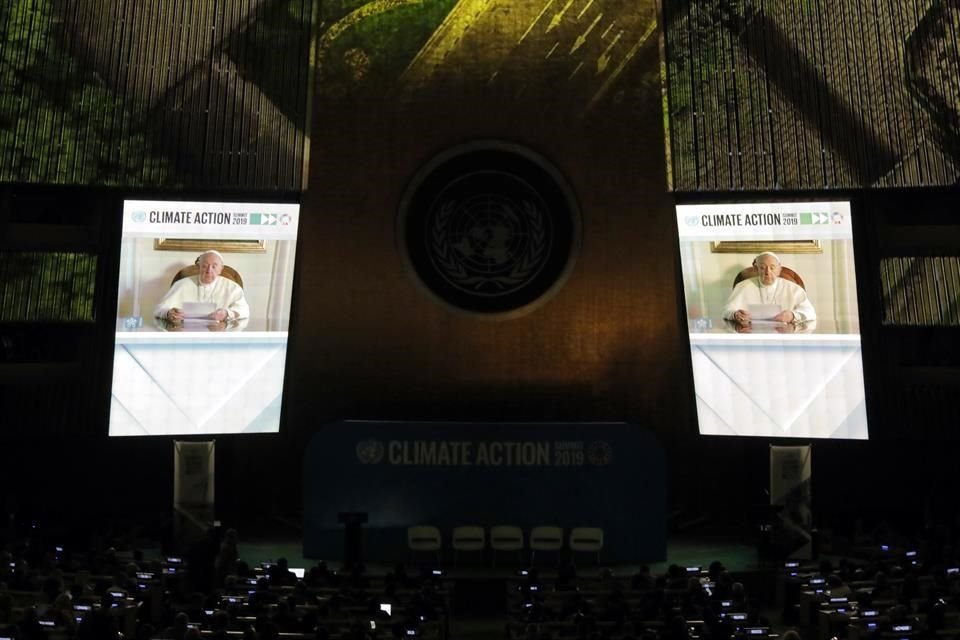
[400,142,580,315]
[355,439,385,464]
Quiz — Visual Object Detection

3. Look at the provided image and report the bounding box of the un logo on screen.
[355,439,385,464]
[399,141,581,316]
[132,210,147,223]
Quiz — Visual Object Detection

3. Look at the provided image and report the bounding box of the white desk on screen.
[688,320,867,439]
[110,319,288,436]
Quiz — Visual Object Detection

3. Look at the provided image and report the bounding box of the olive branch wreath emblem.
[430,200,548,292]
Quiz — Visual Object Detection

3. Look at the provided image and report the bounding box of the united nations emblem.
[399,141,581,315]
[586,440,613,466]
[430,198,548,296]
[132,210,147,223]
[355,439,385,464]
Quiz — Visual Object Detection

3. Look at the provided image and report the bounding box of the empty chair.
[489,525,524,565]
[569,527,604,565]
[529,525,564,565]
[451,525,485,566]
[407,525,442,566]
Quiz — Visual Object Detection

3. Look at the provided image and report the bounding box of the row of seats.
[406,525,604,565]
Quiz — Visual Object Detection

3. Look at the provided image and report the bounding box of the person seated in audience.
[724,251,816,326]
[135,621,156,640]
[662,613,691,640]
[730,581,749,609]
[207,610,231,640]
[106,569,132,598]
[76,601,122,640]
[215,527,241,584]
[47,592,77,635]
[156,610,191,640]
[826,573,852,598]
[870,570,897,601]
[632,564,655,590]
[883,603,920,634]
[306,560,338,588]
[345,618,374,640]
[663,564,687,590]
[255,617,281,640]
[708,560,726,581]
[155,250,250,323]
[287,581,310,606]
[267,556,298,586]
[187,526,221,593]
[15,606,45,640]
[248,576,279,611]
[680,576,709,618]
[342,561,370,589]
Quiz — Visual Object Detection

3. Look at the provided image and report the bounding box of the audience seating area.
[504,561,770,640]
[0,524,451,640]
[778,537,960,640]
[6,516,960,640]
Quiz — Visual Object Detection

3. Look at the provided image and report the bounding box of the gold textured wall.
[288,0,690,432]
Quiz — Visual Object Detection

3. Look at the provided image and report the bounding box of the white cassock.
[722,277,816,322]
[154,276,250,320]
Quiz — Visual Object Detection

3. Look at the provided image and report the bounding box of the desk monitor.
[675,201,868,440]
[109,200,300,437]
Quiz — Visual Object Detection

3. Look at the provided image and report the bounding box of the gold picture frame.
[710,240,822,254]
[153,238,266,253]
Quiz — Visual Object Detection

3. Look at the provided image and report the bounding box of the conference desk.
[687,318,868,439]
[110,317,289,436]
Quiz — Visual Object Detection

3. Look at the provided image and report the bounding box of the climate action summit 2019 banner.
[303,421,666,564]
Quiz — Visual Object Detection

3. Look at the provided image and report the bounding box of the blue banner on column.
[303,421,666,564]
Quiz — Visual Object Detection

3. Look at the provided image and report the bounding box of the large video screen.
[675,201,868,439]
[109,200,300,436]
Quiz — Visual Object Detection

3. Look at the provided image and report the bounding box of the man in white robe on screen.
[154,250,249,322]
[723,251,815,326]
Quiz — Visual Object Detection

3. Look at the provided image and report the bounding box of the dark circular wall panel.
[399,141,581,316]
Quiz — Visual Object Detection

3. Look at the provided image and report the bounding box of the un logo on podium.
[355,439,385,465]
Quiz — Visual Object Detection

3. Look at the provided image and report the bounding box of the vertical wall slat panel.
[664,0,960,192]
[0,0,313,191]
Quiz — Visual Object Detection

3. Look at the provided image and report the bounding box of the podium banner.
[304,421,666,563]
